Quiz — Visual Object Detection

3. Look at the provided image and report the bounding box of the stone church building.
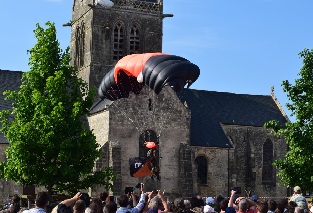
[0,0,289,202]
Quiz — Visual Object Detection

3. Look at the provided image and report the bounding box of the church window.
[148,99,152,111]
[262,139,274,183]
[130,24,140,54]
[195,156,207,184]
[113,22,125,61]
[139,130,159,160]
[74,22,85,69]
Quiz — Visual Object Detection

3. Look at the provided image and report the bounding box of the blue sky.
[1,0,313,121]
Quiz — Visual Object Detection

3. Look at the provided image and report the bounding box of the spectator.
[267,199,276,213]
[57,192,82,213]
[146,191,169,213]
[23,192,49,213]
[220,199,229,213]
[203,197,215,213]
[104,201,117,213]
[73,200,86,213]
[117,183,146,213]
[290,186,309,213]
[256,200,268,213]
[98,192,108,212]
[275,198,288,213]
[89,198,103,213]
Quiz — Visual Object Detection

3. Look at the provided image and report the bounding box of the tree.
[0,22,114,195]
[264,48,313,191]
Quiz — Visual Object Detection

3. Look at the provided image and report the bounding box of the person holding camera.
[117,183,146,213]
[228,189,256,213]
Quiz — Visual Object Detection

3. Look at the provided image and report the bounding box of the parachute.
[129,157,154,178]
[98,53,200,100]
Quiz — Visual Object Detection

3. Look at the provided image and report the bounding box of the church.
[0,0,289,202]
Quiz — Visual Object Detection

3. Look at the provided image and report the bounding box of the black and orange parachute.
[129,157,154,178]
[98,53,200,100]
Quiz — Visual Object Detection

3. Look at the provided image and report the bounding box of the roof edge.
[270,86,290,122]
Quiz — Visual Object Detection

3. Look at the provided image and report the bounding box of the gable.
[177,89,288,148]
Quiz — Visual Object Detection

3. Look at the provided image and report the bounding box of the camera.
[125,187,134,194]
[231,187,241,194]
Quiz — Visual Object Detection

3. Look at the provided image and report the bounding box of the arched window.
[139,130,158,159]
[113,21,125,61]
[195,156,207,184]
[130,24,140,54]
[74,22,85,69]
[262,139,274,183]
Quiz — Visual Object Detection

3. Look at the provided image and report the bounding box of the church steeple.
[70,0,166,91]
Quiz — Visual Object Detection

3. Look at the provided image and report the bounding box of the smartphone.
[109,196,115,202]
[125,187,134,194]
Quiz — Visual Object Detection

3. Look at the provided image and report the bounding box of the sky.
[1,0,313,121]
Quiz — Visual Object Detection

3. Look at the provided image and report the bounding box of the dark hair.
[98,192,108,202]
[276,198,288,213]
[80,193,90,207]
[12,195,20,204]
[36,192,49,208]
[118,195,129,207]
[220,199,229,211]
[256,199,268,213]
[74,200,86,213]
[89,198,103,213]
[268,199,277,211]
[105,201,117,213]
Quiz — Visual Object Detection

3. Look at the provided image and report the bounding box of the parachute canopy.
[98,53,200,100]
[129,157,153,178]
[145,141,157,149]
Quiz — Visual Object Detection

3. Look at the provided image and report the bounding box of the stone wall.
[102,86,191,195]
[192,146,229,197]
[222,124,288,197]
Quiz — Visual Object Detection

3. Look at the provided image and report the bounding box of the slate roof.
[177,89,288,148]
[0,70,23,143]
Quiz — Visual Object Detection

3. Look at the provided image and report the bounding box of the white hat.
[206,197,214,204]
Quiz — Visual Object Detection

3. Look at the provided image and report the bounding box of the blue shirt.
[117,194,146,213]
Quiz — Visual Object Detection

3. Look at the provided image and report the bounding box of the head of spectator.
[147,196,161,211]
[294,186,302,194]
[98,192,108,204]
[196,195,205,207]
[251,195,259,203]
[276,198,288,213]
[105,201,117,213]
[36,192,49,209]
[206,197,215,206]
[73,200,85,213]
[268,199,277,212]
[256,199,268,213]
[89,198,103,213]
[220,198,229,212]
[79,193,90,208]
[184,200,192,210]
[118,195,129,208]
[238,199,249,212]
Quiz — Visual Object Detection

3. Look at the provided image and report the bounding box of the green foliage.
[264,48,313,191]
[0,22,115,195]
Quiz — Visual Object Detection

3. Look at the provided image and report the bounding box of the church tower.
[70,0,165,91]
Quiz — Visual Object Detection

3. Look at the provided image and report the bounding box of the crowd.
[0,185,312,213]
